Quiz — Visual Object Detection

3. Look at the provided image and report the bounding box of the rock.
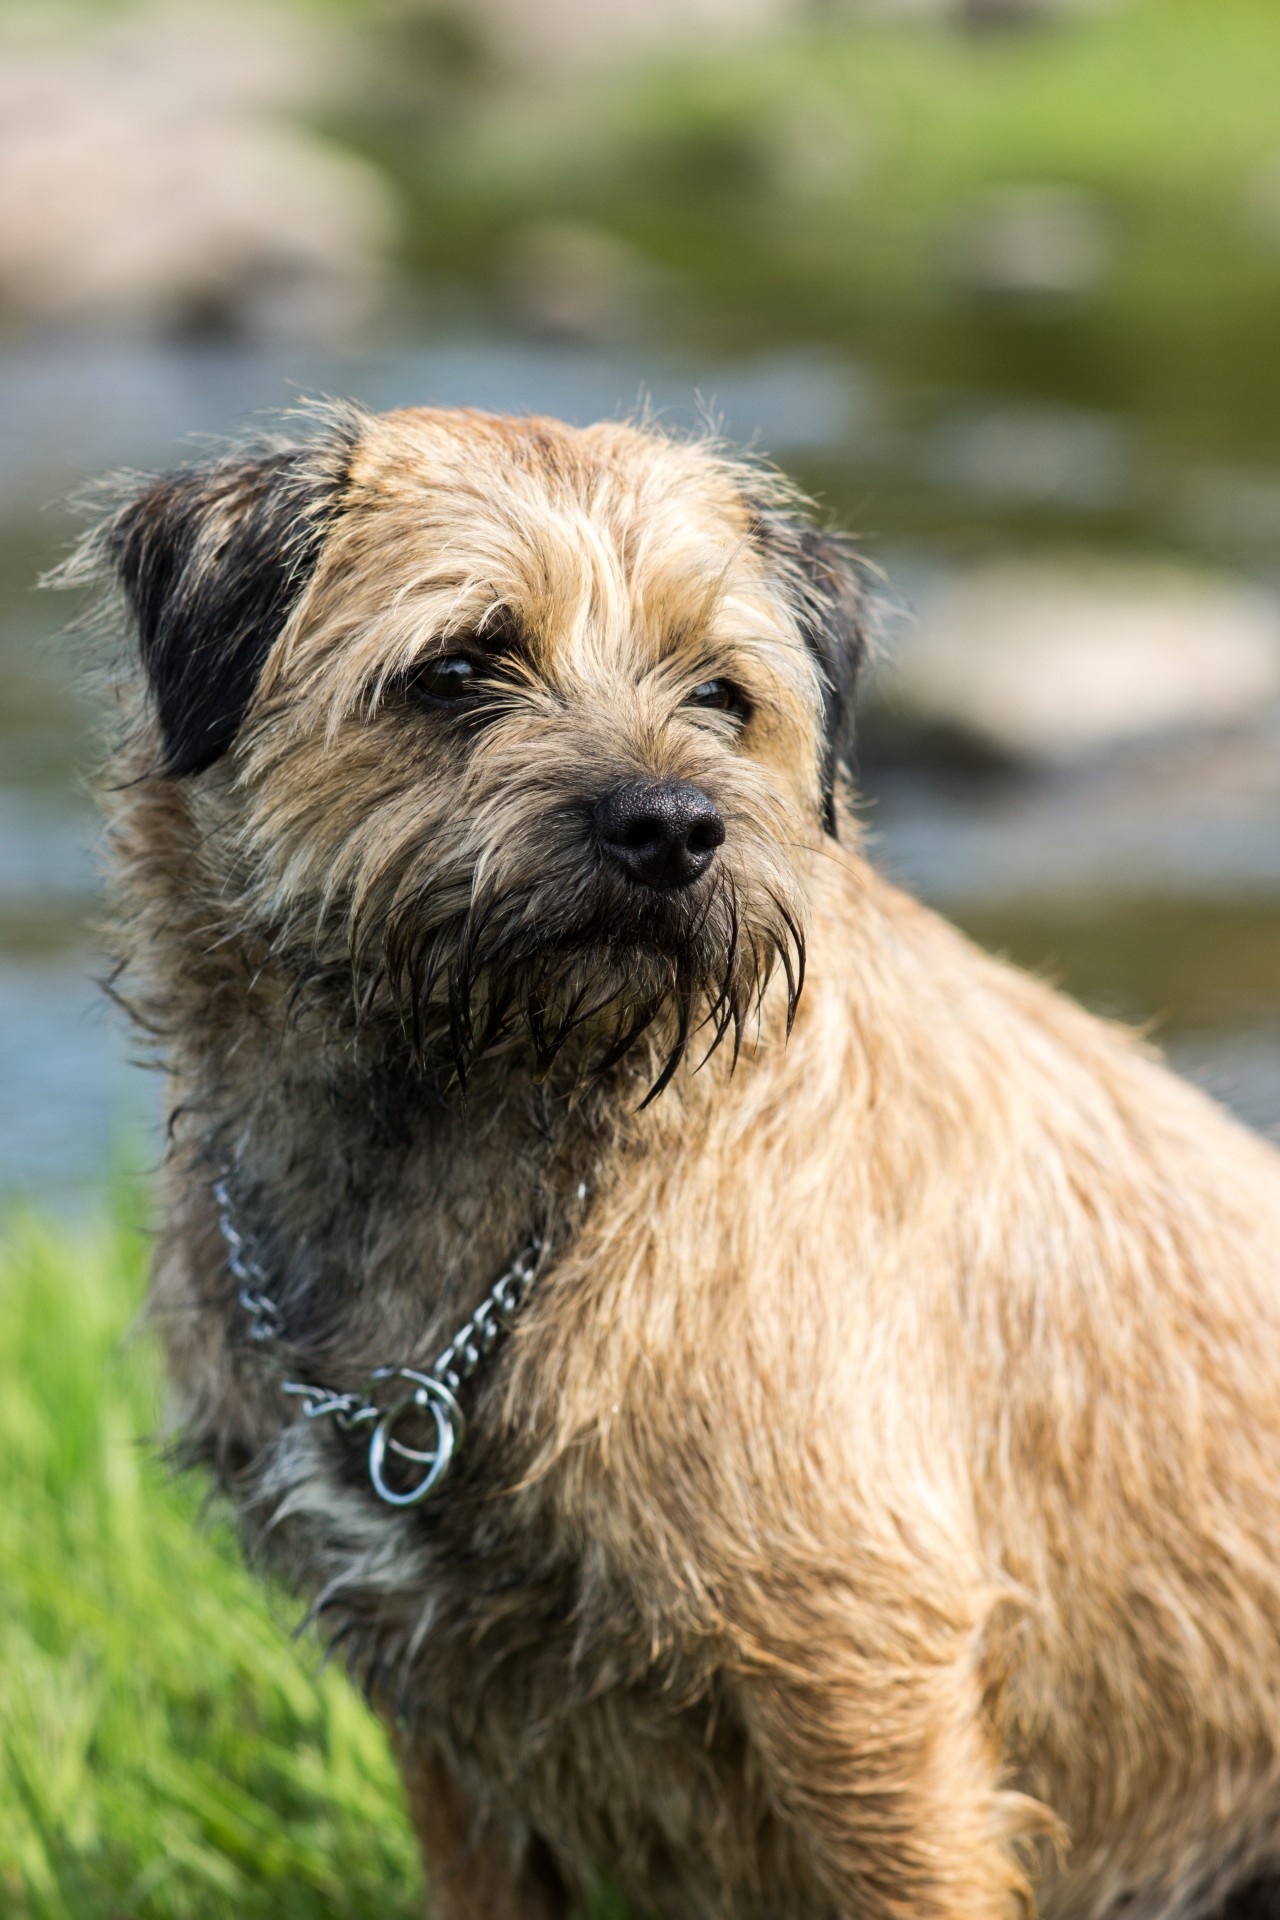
[456,0,796,72]
[499,222,673,345]
[950,185,1112,304]
[849,0,1117,20]
[876,560,1280,768]
[1248,153,1280,251]
[0,4,397,344]
[926,401,1135,512]
[453,0,1117,67]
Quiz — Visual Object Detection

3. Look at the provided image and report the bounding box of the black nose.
[593,779,725,890]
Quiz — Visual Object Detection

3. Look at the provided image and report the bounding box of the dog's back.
[496,847,1280,1918]
[799,863,1280,1918]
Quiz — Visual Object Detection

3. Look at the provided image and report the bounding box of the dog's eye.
[402,654,483,705]
[686,679,751,723]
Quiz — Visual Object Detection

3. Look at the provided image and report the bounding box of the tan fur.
[82,406,1280,1919]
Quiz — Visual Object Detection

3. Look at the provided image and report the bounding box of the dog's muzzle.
[593,778,725,891]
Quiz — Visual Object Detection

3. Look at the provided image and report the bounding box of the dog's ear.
[79,432,354,777]
[754,512,875,836]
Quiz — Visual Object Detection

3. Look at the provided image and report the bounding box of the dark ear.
[83,429,354,776]
[753,513,876,836]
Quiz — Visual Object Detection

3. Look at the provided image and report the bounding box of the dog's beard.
[354,866,805,1103]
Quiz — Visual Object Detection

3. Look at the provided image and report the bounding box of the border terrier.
[69,404,1280,1919]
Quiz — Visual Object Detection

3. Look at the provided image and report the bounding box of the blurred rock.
[451,0,1117,66]
[769,95,871,196]
[927,401,1135,511]
[1248,153,1280,251]
[499,223,673,345]
[456,0,797,72]
[1176,465,1280,559]
[0,4,397,344]
[951,185,1111,304]
[875,561,1280,768]
[851,0,1116,19]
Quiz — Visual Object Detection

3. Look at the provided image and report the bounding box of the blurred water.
[3,331,1278,1195]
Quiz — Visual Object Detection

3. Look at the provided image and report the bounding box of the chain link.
[431,1239,541,1395]
[213,1176,547,1505]
[214,1179,283,1341]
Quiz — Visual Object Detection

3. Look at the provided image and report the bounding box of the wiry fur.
[67,404,1280,1920]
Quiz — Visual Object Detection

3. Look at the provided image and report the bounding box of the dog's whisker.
[639,972,692,1109]
[593,997,662,1079]
[766,891,807,1038]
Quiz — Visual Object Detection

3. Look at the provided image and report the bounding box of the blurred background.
[6,0,1280,1205]
[3,4,1280,1912]
[4,0,1280,1200]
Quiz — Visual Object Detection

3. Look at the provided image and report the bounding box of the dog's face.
[86,407,871,1090]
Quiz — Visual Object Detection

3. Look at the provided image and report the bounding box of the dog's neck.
[176,963,718,1392]
[116,773,793,1373]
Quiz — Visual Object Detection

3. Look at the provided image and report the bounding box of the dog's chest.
[188,1064,833,1912]
[299,1443,826,1920]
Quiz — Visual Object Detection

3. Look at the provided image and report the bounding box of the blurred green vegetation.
[344,0,1280,506]
[956,894,1280,1031]
[0,1194,426,1918]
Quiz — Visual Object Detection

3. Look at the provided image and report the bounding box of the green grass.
[0,1190,426,1918]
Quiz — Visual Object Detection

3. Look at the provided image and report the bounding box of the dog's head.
[78,406,874,1092]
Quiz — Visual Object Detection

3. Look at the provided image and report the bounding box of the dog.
[66,403,1280,1920]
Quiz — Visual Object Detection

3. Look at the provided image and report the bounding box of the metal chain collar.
[213,1177,546,1508]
